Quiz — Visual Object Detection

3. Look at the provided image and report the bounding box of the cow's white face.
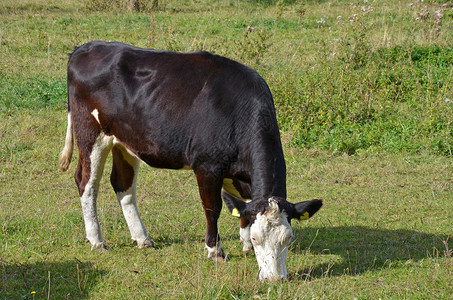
[222,191,323,281]
[249,199,293,281]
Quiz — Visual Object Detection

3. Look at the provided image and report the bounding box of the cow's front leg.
[195,171,227,262]
[240,217,253,253]
[111,146,153,248]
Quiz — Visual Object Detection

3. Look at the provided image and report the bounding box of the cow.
[59,41,322,281]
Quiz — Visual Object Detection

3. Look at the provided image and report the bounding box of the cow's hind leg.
[110,145,153,248]
[195,171,226,262]
[76,133,113,250]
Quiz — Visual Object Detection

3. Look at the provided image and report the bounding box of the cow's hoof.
[206,243,228,262]
[242,244,253,254]
[215,255,229,262]
[90,242,108,252]
[85,237,107,251]
[136,238,154,249]
[209,252,228,262]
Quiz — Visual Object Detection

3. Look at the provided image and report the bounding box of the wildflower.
[433,10,443,27]
[416,7,430,20]
[349,14,358,23]
[31,291,36,294]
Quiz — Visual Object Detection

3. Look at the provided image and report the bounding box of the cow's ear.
[222,192,247,218]
[290,199,323,221]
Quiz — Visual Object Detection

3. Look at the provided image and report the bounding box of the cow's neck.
[250,136,287,201]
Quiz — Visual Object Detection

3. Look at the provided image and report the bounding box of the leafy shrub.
[269,41,453,155]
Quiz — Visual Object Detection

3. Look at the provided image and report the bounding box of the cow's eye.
[251,236,257,244]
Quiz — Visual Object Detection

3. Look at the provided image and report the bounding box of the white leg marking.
[114,147,153,248]
[81,133,113,250]
[205,242,227,261]
[240,225,253,253]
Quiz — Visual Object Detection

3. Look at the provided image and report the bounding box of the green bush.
[270,42,453,155]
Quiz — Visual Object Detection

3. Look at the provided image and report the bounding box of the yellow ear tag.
[300,212,309,220]
[232,208,241,218]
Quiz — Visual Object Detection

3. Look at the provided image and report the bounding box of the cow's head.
[223,193,322,281]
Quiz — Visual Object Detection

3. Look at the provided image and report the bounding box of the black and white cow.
[59,41,322,281]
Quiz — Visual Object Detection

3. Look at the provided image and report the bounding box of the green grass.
[1,112,452,298]
[1,0,453,298]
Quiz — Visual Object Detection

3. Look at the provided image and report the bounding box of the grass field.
[1,0,452,298]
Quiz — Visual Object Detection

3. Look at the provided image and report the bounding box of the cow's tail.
[59,46,80,172]
[59,110,74,171]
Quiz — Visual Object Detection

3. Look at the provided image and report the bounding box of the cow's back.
[68,41,278,171]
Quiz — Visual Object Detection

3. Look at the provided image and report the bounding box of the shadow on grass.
[0,259,105,299]
[290,226,450,280]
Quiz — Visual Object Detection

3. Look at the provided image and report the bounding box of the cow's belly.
[111,136,187,170]
[136,151,187,169]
